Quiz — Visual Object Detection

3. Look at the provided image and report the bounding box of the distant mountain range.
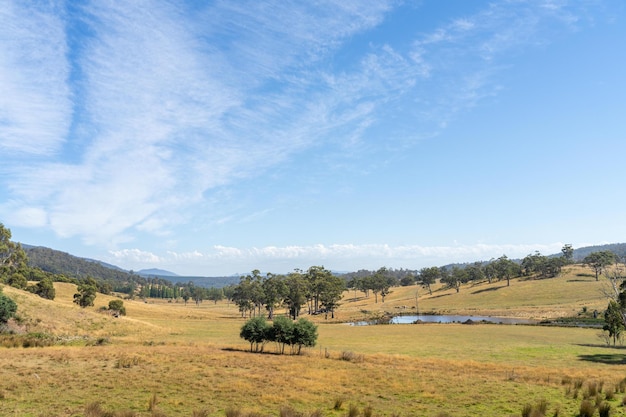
[20,241,626,288]
[137,268,179,277]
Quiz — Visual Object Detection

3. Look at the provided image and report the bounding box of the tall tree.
[493,255,520,286]
[583,251,616,281]
[262,273,286,319]
[0,223,28,288]
[371,267,396,303]
[206,287,224,304]
[561,244,574,264]
[418,267,440,295]
[318,274,345,318]
[442,266,467,293]
[283,270,308,320]
[603,300,624,346]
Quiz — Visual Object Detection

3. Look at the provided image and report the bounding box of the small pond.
[351,315,535,326]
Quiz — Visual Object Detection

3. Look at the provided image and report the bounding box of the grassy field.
[1,266,625,417]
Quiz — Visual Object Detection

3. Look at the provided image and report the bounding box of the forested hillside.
[25,246,131,281]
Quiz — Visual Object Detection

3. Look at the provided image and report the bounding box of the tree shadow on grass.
[471,286,506,295]
[577,343,626,364]
[578,354,626,365]
[428,293,451,299]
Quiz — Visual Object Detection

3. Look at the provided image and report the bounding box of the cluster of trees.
[239,316,318,354]
[346,267,400,302]
[231,267,344,320]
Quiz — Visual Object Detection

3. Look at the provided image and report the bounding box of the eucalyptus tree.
[74,277,98,307]
[465,262,485,284]
[371,267,396,303]
[561,244,574,264]
[318,273,345,318]
[418,266,440,295]
[262,273,287,319]
[493,255,520,286]
[442,266,467,293]
[305,265,329,313]
[0,223,28,288]
[583,251,616,281]
[283,270,308,319]
[206,287,224,304]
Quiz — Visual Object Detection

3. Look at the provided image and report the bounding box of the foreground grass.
[1,266,624,416]
[2,333,626,417]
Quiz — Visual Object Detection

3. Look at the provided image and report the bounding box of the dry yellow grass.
[0,265,624,417]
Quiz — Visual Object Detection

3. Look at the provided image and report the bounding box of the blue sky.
[1,0,625,276]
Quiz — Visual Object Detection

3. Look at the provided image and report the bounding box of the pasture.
[1,266,625,417]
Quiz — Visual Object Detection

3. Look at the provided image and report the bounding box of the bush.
[108,299,126,316]
[598,402,610,417]
[0,292,17,324]
[579,400,595,417]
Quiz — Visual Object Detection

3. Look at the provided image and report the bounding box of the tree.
[561,244,574,264]
[441,266,467,293]
[418,267,440,295]
[0,291,17,324]
[283,270,308,320]
[74,277,97,307]
[240,316,270,352]
[108,299,126,316]
[583,251,616,281]
[603,300,624,346]
[291,318,318,354]
[318,274,344,318]
[399,274,416,287]
[192,286,205,305]
[206,287,224,304]
[371,267,396,303]
[0,223,28,287]
[465,262,485,284]
[493,255,520,286]
[29,276,56,300]
[268,316,293,354]
[262,273,286,319]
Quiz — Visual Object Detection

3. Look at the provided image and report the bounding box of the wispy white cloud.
[0,1,71,155]
[108,242,566,275]
[0,0,608,252]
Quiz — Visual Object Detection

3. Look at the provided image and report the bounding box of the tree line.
[229,266,345,320]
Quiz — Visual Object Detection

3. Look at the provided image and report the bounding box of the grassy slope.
[1,265,625,417]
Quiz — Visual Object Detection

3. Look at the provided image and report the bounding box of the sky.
[1,0,625,277]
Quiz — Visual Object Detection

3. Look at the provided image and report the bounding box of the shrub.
[579,400,595,417]
[341,351,364,363]
[115,355,140,368]
[598,402,610,417]
[363,405,373,417]
[605,388,615,401]
[108,299,126,316]
[333,398,344,410]
[280,405,301,417]
[0,293,17,324]
[225,407,243,417]
[347,404,359,417]
[84,402,105,417]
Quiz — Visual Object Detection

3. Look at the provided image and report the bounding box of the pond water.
[351,315,535,325]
